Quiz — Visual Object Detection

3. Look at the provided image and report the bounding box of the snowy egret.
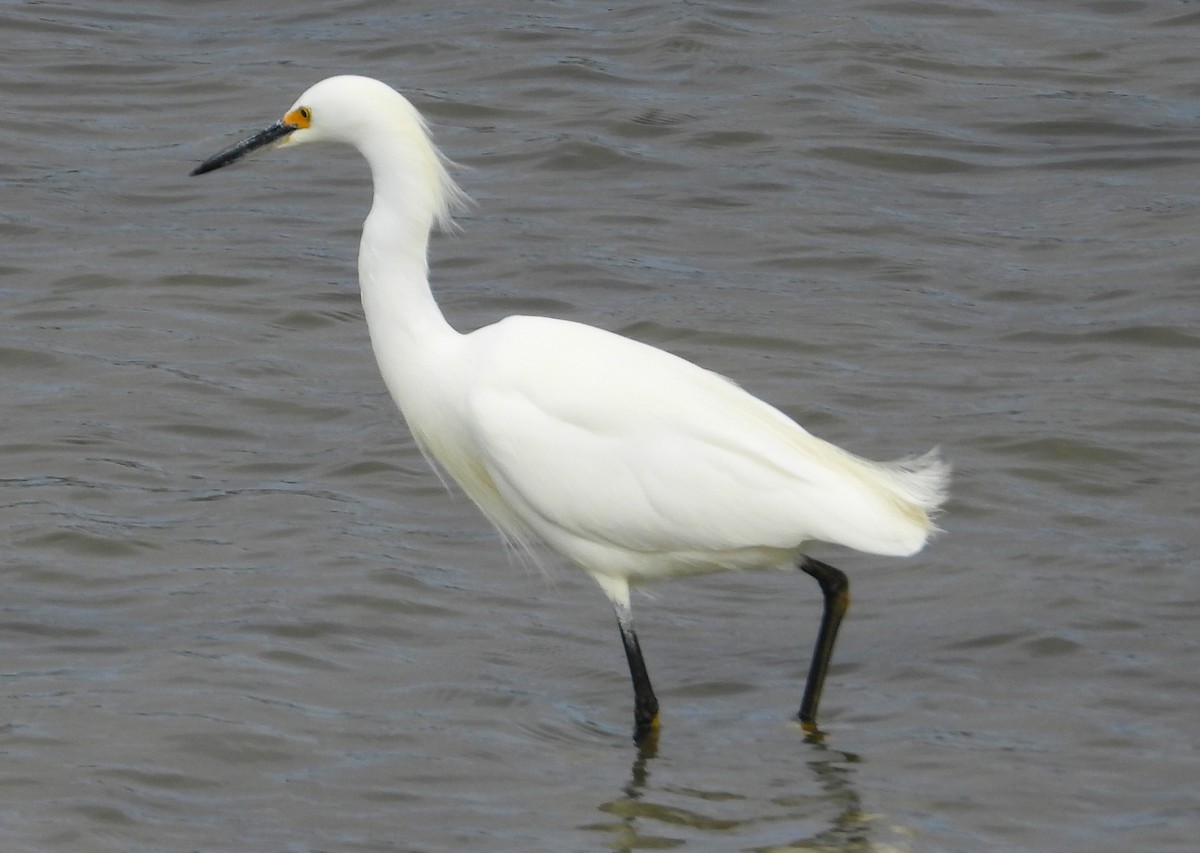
[191,76,949,742]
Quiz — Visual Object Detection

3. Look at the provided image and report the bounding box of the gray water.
[4,1,1199,851]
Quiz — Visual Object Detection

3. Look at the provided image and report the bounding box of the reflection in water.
[588,730,899,852]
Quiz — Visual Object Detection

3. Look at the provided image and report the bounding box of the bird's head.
[189,75,467,232]
[189,76,415,176]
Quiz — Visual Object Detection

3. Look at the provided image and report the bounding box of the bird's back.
[441,316,948,581]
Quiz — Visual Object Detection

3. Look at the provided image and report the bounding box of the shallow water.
[3,1,1199,851]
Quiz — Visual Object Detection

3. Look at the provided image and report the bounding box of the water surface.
[3,1,1199,851]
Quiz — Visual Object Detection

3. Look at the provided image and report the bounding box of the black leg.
[798,556,850,728]
[614,606,660,743]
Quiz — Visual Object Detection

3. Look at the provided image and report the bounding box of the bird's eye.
[298,106,312,121]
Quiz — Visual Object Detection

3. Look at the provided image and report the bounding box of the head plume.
[284,75,469,233]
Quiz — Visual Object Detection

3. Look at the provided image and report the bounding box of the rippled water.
[4,1,1199,851]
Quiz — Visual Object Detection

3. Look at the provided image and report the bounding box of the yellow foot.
[633,711,660,741]
[633,713,660,756]
[797,716,828,744]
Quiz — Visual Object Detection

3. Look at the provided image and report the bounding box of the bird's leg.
[798,556,850,729]
[612,601,660,743]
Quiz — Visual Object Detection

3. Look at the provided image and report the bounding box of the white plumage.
[192,75,949,741]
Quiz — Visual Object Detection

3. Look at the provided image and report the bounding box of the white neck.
[355,135,461,414]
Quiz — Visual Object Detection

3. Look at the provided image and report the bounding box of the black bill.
[190,120,297,176]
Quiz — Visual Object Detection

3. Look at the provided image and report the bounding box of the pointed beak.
[190,120,298,176]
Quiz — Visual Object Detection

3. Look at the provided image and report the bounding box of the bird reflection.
[591,728,881,852]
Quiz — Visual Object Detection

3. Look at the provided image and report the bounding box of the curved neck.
[356,146,460,410]
[358,201,455,349]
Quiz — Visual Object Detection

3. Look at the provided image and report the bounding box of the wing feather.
[462,316,943,565]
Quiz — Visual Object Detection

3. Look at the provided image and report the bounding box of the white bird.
[191,75,949,742]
